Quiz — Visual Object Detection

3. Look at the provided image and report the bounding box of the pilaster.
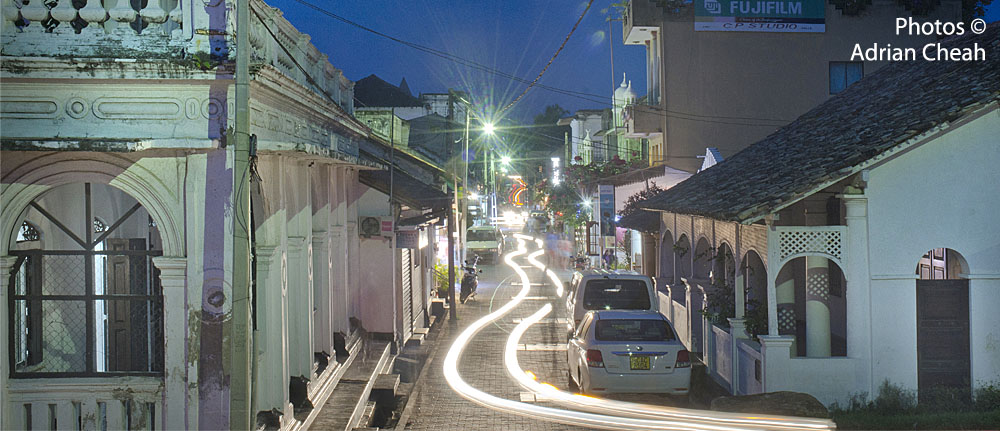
[0,256,18,429]
[151,256,189,430]
[728,317,748,395]
[843,193,872,394]
[287,236,313,380]
[759,335,795,393]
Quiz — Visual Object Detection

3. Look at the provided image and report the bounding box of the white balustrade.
[7,378,163,430]
[2,0,183,36]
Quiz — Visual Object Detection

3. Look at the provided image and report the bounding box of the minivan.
[564,270,659,335]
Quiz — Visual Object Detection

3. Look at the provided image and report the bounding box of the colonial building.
[621,0,962,173]
[630,25,999,405]
[0,0,440,429]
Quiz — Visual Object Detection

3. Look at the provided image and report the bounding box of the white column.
[287,236,313,379]
[252,246,290,417]
[843,194,872,392]
[152,257,189,430]
[0,256,17,429]
[805,256,831,357]
[312,232,332,356]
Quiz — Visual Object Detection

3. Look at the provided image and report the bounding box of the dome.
[613,73,628,105]
[625,80,637,103]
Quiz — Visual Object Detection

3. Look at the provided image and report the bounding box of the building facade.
[0,0,437,429]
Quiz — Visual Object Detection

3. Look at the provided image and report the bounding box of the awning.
[398,208,446,227]
[358,169,450,210]
[617,209,660,234]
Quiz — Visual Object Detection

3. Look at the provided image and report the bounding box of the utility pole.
[447,92,458,320]
[231,0,253,426]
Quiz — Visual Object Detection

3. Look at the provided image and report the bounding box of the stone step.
[309,341,392,431]
[370,373,400,403]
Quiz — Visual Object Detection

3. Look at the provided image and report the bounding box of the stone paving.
[399,246,695,431]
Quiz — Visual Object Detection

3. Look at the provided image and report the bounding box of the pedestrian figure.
[602,249,614,269]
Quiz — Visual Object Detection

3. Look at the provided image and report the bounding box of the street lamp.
[501,155,511,165]
[483,122,495,135]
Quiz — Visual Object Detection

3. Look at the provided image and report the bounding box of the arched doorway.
[741,250,767,337]
[7,183,164,376]
[915,248,970,400]
[693,237,712,280]
[659,230,674,285]
[774,256,847,357]
[674,234,691,301]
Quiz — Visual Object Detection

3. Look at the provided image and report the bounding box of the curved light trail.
[504,304,837,430]
[444,236,837,430]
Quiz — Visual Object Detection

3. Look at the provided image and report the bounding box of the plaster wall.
[644,0,961,173]
[866,109,1000,391]
[356,186,396,335]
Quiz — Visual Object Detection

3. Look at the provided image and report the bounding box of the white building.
[634,26,1000,405]
[1,0,439,429]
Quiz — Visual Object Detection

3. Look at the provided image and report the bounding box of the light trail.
[515,233,564,297]
[504,304,837,430]
[444,238,727,430]
[444,237,837,430]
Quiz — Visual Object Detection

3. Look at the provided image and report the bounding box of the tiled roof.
[642,23,1000,223]
[355,74,423,108]
[617,209,660,233]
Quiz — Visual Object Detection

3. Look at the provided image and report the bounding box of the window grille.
[8,184,163,378]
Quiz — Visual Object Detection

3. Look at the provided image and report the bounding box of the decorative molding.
[1,97,60,119]
[93,97,183,120]
[871,274,919,280]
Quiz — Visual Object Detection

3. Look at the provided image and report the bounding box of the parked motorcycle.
[459,256,482,303]
[570,255,589,270]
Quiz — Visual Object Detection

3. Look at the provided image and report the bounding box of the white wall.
[356,186,397,334]
[866,108,1000,391]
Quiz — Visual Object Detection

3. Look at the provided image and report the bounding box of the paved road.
[399,246,690,431]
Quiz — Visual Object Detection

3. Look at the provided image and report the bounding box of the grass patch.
[831,380,1000,430]
[833,409,1000,430]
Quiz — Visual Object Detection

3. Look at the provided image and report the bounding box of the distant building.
[621,0,962,173]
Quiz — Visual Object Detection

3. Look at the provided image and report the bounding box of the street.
[400,237,833,431]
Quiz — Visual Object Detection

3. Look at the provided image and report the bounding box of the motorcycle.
[459,256,482,303]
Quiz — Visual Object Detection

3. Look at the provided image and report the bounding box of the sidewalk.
[397,264,595,431]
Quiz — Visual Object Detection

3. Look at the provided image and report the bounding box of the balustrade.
[2,0,182,36]
[7,378,163,430]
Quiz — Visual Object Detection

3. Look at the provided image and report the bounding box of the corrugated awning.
[358,169,450,210]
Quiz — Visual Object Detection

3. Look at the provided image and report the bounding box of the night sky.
[270,0,1000,122]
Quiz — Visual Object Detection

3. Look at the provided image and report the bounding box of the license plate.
[629,355,650,370]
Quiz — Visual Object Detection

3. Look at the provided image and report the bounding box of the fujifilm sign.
[696,0,825,32]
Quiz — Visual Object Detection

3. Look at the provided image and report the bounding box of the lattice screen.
[778,229,843,262]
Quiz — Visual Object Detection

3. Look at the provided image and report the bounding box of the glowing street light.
[501,156,512,164]
[483,122,496,135]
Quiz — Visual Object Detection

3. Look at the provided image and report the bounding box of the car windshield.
[467,230,497,241]
[594,319,675,342]
[582,279,651,310]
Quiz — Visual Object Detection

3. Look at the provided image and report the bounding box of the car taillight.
[675,350,691,368]
[585,349,604,368]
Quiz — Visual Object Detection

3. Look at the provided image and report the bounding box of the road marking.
[520,344,567,351]
[511,317,568,324]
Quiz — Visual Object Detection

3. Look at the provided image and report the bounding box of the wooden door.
[916,279,970,399]
[106,238,132,371]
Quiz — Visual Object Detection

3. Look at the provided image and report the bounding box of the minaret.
[613,73,628,128]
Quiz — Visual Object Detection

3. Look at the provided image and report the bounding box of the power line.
[498,0,594,115]
[278,0,792,126]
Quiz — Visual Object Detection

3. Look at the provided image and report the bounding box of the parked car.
[466,226,503,263]
[564,270,659,335]
[567,310,691,395]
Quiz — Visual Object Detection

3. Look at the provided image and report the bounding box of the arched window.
[8,183,163,377]
[16,221,40,243]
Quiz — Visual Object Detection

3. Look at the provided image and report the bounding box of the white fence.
[736,339,763,395]
[7,377,163,430]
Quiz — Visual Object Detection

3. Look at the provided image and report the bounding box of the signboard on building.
[396,230,420,249]
[695,0,825,32]
[599,185,616,238]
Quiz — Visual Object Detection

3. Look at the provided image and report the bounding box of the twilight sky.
[269,0,1000,122]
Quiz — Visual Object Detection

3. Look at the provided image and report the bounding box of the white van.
[564,270,659,334]
[466,226,503,263]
